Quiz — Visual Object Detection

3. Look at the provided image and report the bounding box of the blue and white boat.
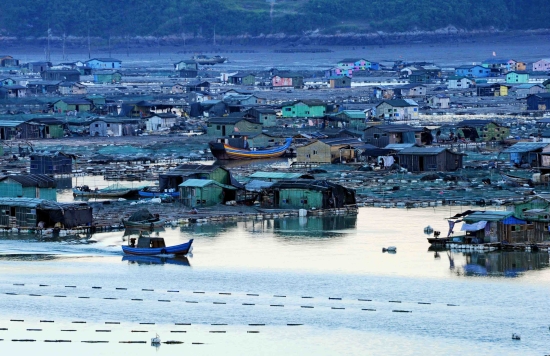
[138,188,180,198]
[122,236,193,256]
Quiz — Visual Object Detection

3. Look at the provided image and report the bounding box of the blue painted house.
[85,58,122,69]
[455,65,491,78]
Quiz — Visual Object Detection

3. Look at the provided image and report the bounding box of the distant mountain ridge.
[0,0,549,39]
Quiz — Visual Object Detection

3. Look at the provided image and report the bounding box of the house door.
[222,126,226,136]
[418,156,425,171]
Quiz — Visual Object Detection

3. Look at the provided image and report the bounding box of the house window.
[285,108,291,111]
[301,199,308,204]
[374,133,380,139]
[95,124,99,127]
[305,111,310,114]
[107,124,110,127]
[217,125,221,130]
[313,150,318,155]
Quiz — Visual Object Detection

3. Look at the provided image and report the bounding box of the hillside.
[1,0,549,39]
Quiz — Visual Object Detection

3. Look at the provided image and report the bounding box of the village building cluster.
[1,50,550,248]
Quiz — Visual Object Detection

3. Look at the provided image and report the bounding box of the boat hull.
[209,138,292,160]
[122,219,166,229]
[427,237,449,245]
[138,191,180,198]
[122,239,193,256]
[73,188,133,198]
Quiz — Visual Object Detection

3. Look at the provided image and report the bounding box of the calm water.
[0,206,548,355]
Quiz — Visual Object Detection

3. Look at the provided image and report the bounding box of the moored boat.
[122,218,166,229]
[138,187,180,198]
[73,185,134,198]
[209,138,292,160]
[192,54,227,65]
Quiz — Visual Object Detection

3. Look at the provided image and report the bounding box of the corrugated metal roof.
[384,143,417,150]
[397,147,447,155]
[501,142,549,153]
[245,180,275,191]
[178,179,236,190]
[0,197,89,210]
[463,211,513,222]
[0,174,57,188]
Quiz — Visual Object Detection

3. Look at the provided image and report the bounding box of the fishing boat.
[121,208,165,229]
[209,138,292,160]
[192,54,227,65]
[72,184,134,198]
[122,236,193,256]
[122,218,166,229]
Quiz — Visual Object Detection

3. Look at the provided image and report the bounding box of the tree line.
[0,0,548,39]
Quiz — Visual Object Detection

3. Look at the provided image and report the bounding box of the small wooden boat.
[122,236,193,256]
[121,218,166,229]
[209,138,292,160]
[73,185,133,198]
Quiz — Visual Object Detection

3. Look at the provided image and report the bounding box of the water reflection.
[122,255,191,266]
[273,215,357,238]
[179,221,238,237]
[458,252,549,277]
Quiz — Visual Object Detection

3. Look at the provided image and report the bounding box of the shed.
[268,180,356,210]
[328,76,351,89]
[30,152,74,175]
[500,142,550,167]
[0,174,57,200]
[363,124,423,148]
[397,147,465,172]
[228,73,256,86]
[0,198,91,228]
[178,179,237,207]
[159,164,235,192]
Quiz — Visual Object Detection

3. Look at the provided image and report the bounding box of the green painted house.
[0,175,57,201]
[281,100,326,118]
[53,98,92,113]
[206,117,262,136]
[94,70,122,84]
[455,120,510,142]
[329,110,367,130]
[228,73,256,86]
[506,71,530,84]
[28,117,64,138]
[179,179,237,207]
[159,164,234,192]
[248,108,277,127]
[270,180,356,210]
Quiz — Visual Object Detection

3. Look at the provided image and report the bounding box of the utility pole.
[62,32,66,61]
[46,24,51,62]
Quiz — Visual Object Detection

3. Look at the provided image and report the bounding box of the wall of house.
[87,60,121,69]
[90,121,123,137]
[296,141,331,164]
[207,123,234,136]
[276,189,323,210]
[0,205,37,227]
[180,185,223,207]
[282,103,326,118]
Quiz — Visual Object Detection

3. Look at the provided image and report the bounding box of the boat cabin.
[129,236,166,249]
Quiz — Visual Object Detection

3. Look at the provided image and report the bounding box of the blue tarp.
[501,216,527,225]
[461,221,487,231]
